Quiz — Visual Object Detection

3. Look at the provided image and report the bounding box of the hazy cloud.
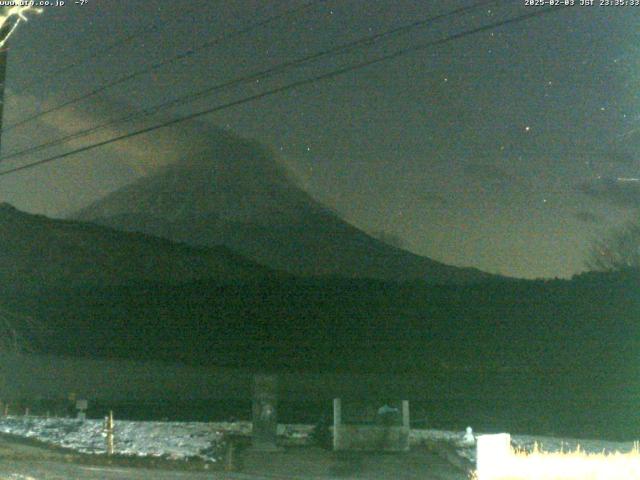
[422,192,450,207]
[577,178,640,209]
[463,163,524,190]
[2,89,194,176]
[599,146,637,166]
[574,211,603,224]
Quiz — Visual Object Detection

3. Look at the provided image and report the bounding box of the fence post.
[224,435,235,471]
[104,410,114,456]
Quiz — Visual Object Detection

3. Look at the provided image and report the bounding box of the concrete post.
[332,398,341,451]
[401,400,410,429]
[251,374,279,451]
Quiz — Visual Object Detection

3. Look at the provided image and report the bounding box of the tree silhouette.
[587,222,640,271]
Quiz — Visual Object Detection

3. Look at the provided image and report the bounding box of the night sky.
[0,0,638,279]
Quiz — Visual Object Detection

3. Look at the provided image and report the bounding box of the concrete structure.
[251,374,280,451]
[332,398,410,452]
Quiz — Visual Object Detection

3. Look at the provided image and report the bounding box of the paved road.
[0,436,468,479]
[0,461,223,479]
[0,460,468,480]
[0,454,468,480]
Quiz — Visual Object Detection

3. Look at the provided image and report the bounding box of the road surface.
[0,435,469,479]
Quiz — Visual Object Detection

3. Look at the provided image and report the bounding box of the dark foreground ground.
[0,434,468,480]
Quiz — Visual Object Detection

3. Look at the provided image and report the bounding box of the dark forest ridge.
[0,202,274,292]
[73,123,498,284]
[12,267,638,368]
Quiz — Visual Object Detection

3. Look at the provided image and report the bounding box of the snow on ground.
[0,416,636,467]
[0,416,226,462]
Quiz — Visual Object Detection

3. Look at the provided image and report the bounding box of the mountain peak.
[74,126,495,284]
[77,127,323,227]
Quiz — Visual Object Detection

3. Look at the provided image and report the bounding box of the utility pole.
[0,47,8,156]
[0,20,13,157]
[0,6,43,157]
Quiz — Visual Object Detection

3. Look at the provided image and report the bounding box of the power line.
[15,2,203,92]
[0,0,499,163]
[0,5,570,178]
[3,0,326,133]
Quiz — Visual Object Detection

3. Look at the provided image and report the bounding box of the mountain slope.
[74,125,494,284]
[0,203,272,292]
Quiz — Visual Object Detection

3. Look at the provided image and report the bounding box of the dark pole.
[0,14,15,159]
[0,47,8,157]
[0,8,41,158]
